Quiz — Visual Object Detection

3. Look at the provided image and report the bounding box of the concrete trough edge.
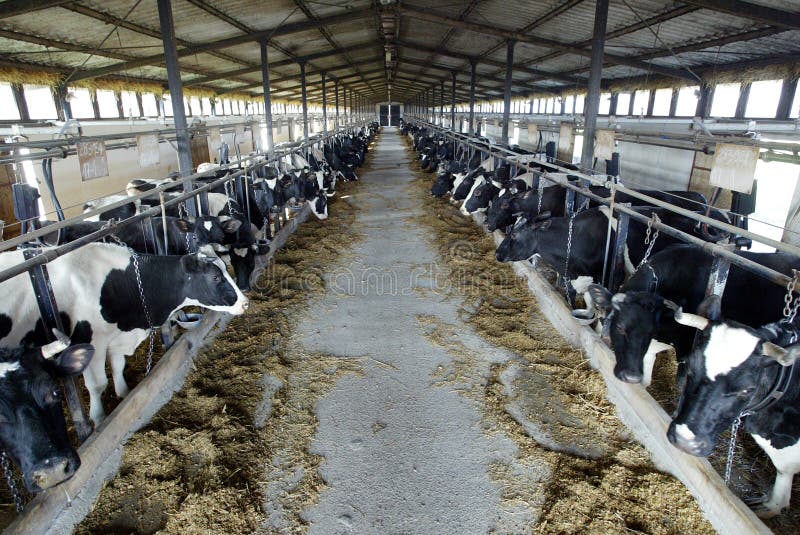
[5,206,314,535]
[471,211,771,535]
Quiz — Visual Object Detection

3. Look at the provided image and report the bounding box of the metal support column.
[335,79,340,128]
[777,77,798,119]
[260,40,275,157]
[439,81,444,125]
[300,61,309,142]
[468,61,476,136]
[502,40,515,145]
[451,71,456,131]
[321,72,327,132]
[579,0,609,172]
[157,0,195,215]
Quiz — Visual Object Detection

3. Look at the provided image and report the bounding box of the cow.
[588,244,800,386]
[83,195,140,222]
[0,243,248,426]
[667,301,800,518]
[0,341,93,492]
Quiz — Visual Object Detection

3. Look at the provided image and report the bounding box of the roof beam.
[67,7,373,83]
[399,6,698,81]
[679,0,800,30]
[0,0,70,19]
[225,68,386,96]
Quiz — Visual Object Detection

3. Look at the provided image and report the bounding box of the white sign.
[77,140,108,181]
[207,127,221,158]
[527,123,538,145]
[234,125,245,144]
[595,129,616,161]
[136,134,160,168]
[557,122,575,164]
[710,143,759,194]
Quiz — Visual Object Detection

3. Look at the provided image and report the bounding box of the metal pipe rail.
[407,118,796,288]
[0,119,371,280]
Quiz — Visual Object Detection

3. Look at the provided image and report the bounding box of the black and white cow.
[588,244,800,386]
[0,243,248,425]
[83,195,140,222]
[0,342,93,492]
[667,302,800,518]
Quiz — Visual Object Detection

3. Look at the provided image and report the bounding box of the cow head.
[495,216,550,262]
[485,190,515,231]
[308,193,328,220]
[431,173,455,197]
[173,216,240,249]
[463,181,496,214]
[667,301,799,457]
[0,342,93,492]
[180,246,249,314]
[588,286,678,383]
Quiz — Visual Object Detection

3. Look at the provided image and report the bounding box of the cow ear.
[761,342,800,366]
[696,295,722,321]
[587,284,613,313]
[220,218,242,234]
[173,218,193,232]
[52,344,94,376]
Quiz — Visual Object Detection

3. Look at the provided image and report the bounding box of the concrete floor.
[278,128,529,533]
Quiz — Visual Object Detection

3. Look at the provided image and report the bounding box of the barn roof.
[0,0,798,104]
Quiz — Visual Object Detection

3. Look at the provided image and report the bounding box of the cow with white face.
[0,341,93,492]
[0,243,248,426]
[668,298,800,518]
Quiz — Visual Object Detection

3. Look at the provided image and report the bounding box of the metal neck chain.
[130,251,157,376]
[563,210,578,291]
[1,450,23,513]
[637,213,661,270]
[724,412,748,486]
[783,269,800,322]
[536,176,545,215]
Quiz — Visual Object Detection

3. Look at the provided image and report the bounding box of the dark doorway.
[379,105,389,126]
[390,105,400,126]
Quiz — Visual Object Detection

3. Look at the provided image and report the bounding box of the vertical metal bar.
[321,72,327,132]
[735,83,751,118]
[608,208,630,292]
[260,40,275,158]
[579,0,609,172]
[468,61,476,136]
[502,40,515,145]
[695,83,713,118]
[12,83,30,121]
[608,92,618,116]
[439,80,444,125]
[451,71,456,130]
[776,77,798,119]
[300,61,309,143]
[335,79,339,128]
[157,0,195,215]
[668,88,679,117]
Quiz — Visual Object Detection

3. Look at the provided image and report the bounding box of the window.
[574,94,585,114]
[616,92,631,115]
[223,99,231,115]
[96,89,119,118]
[202,97,212,116]
[121,91,140,117]
[563,95,573,114]
[23,85,58,120]
[0,83,20,120]
[745,79,782,118]
[141,93,159,116]
[652,88,672,116]
[632,90,650,115]
[163,95,173,117]
[545,98,554,114]
[189,96,202,116]
[792,82,800,119]
[66,87,94,119]
[675,86,699,116]
[710,83,739,118]
[598,92,611,115]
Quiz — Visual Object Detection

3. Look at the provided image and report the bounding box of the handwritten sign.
[710,142,759,194]
[595,129,616,161]
[77,140,108,181]
[557,122,575,164]
[136,134,160,168]
[206,127,221,157]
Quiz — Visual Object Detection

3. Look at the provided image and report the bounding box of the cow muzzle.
[666,422,714,457]
[27,455,79,492]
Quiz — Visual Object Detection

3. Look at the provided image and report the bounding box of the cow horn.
[662,299,679,312]
[673,308,709,330]
[41,339,69,359]
[760,342,788,362]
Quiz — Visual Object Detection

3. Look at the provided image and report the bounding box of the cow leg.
[757,471,794,518]
[82,342,109,426]
[642,340,672,388]
[109,348,131,399]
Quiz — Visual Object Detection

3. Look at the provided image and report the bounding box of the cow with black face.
[667,300,800,518]
[0,342,93,492]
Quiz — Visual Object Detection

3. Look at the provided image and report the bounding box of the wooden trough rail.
[471,212,772,535]
[4,205,313,535]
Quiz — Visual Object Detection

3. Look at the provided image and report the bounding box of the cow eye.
[213,274,221,283]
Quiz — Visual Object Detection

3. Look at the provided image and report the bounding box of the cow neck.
[110,255,187,329]
[743,360,800,437]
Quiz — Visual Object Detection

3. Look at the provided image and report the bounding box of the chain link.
[536,176,545,216]
[1,450,23,513]
[637,213,661,270]
[563,210,577,291]
[724,413,748,486]
[782,269,800,322]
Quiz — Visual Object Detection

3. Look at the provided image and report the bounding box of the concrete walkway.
[290,128,521,533]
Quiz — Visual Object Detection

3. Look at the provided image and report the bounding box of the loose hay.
[404,136,715,534]
[74,149,370,533]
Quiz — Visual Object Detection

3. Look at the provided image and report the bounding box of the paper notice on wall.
[527,123,538,144]
[207,127,221,158]
[136,134,160,168]
[77,140,109,181]
[234,125,245,144]
[557,122,575,163]
[710,142,759,194]
[595,129,616,161]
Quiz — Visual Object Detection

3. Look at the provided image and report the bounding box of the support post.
[260,40,275,157]
[776,77,798,119]
[12,83,30,121]
[735,83,751,118]
[579,0,609,172]
[321,72,327,132]
[695,83,713,118]
[439,80,444,125]
[451,71,456,130]
[157,0,195,215]
[469,61,477,136]
[502,39,515,145]
[335,79,340,128]
[300,61,308,143]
